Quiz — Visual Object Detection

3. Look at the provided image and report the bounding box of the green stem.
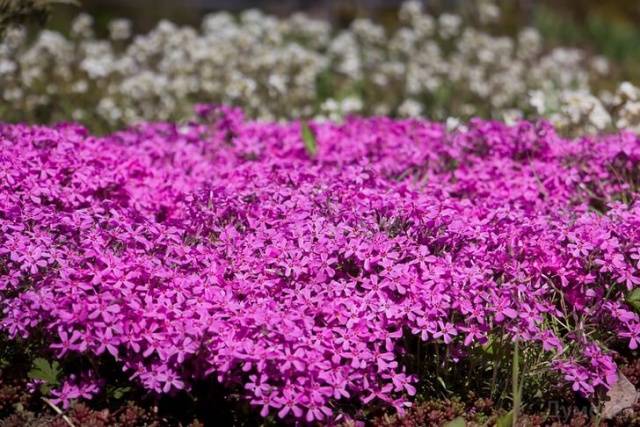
[512,338,521,427]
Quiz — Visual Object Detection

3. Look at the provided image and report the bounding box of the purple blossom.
[1,110,640,421]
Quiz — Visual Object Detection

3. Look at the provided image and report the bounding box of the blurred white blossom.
[0,2,637,136]
[109,19,132,41]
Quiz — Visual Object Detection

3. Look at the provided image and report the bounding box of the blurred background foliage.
[4,0,640,82]
[30,0,640,82]
[0,0,77,34]
[532,0,640,83]
[2,0,640,134]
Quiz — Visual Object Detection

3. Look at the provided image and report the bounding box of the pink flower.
[51,329,84,356]
[2,111,640,421]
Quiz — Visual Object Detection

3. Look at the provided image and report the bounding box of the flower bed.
[1,106,639,423]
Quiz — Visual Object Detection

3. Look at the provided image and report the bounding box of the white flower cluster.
[601,82,640,134]
[1,1,639,134]
[526,79,640,135]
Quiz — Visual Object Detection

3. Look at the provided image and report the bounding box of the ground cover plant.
[0,105,639,425]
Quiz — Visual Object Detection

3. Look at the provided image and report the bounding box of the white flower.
[0,59,16,75]
[590,56,609,75]
[398,1,424,24]
[3,26,27,50]
[618,82,640,101]
[71,14,94,39]
[109,19,132,41]
[398,99,423,118]
[321,99,339,113]
[414,15,436,38]
[559,90,610,131]
[478,0,500,24]
[589,107,611,130]
[502,109,523,126]
[72,109,85,120]
[529,90,546,115]
[517,28,541,58]
[446,117,461,132]
[97,98,122,122]
[438,14,462,39]
[341,97,363,113]
[268,74,287,94]
[71,80,88,94]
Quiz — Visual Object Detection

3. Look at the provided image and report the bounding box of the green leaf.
[110,386,131,400]
[626,288,640,313]
[436,375,448,391]
[301,121,317,157]
[444,416,466,427]
[482,336,495,355]
[28,358,61,387]
[495,410,513,427]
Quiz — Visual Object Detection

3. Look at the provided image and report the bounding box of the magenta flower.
[2,110,640,421]
[51,329,84,356]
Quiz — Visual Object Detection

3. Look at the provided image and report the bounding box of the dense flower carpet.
[1,106,639,422]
